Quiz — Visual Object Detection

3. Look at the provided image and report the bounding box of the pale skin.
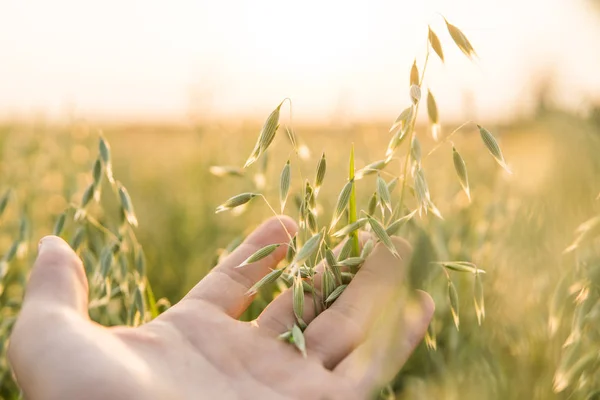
[8,216,434,400]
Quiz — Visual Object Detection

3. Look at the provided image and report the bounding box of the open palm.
[9,216,433,400]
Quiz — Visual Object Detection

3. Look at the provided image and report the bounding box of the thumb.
[23,235,89,316]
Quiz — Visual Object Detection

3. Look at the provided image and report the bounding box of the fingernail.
[38,236,63,255]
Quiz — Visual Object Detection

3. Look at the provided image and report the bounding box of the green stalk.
[145,280,159,319]
[397,37,431,217]
[348,144,360,259]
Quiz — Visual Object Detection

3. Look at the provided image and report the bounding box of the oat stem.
[259,194,295,246]
[424,120,473,160]
[397,36,431,218]
[84,214,120,242]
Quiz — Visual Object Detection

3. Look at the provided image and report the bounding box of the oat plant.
[0,134,170,399]
[212,17,511,357]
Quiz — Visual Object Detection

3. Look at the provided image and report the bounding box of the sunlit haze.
[1,0,599,122]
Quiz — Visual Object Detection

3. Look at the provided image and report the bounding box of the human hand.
[8,216,434,400]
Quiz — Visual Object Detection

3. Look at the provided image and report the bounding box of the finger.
[335,291,434,398]
[182,216,297,318]
[256,232,370,334]
[20,235,89,317]
[304,237,412,368]
[8,236,90,384]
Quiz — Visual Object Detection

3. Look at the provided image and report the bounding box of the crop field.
[1,107,599,399]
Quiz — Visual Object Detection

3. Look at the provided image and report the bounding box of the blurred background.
[1,0,600,399]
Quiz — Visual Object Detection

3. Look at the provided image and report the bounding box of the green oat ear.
[477,125,512,174]
[236,244,281,268]
[366,215,400,259]
[292,230,323,266]
[293,274,305,325]
[279,161,291,213]
[291,324,307,358]
[99,134,115,184]
[332,218,368,238]
[452,146,471,201]
[244,100,289,168]
[314,152,327,194]
[246,268,284,295]
[376,175,393,215]
[330,179,353,230]
[117,183,138,227]
[385,210,417,236]
[325,284,347,304]
[53,211,67,236]
[0,189,11,218]
[215,193,258,213]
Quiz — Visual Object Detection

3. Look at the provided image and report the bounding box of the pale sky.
[0,0,599,123]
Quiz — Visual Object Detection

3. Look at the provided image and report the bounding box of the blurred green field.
[1,109,600,399]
